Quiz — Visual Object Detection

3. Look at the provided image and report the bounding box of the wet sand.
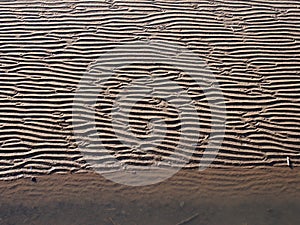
[1,168,300,225]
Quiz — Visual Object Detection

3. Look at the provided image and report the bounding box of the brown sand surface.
[1,168,300,225]
[0,0,299,178]
[1,0,300,224]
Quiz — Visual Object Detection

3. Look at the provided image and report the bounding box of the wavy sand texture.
[0,0,300,179]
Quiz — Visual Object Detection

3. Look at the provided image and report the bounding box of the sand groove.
[0,0,300,179]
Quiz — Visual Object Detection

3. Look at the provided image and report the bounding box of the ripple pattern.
[0,0,300,179]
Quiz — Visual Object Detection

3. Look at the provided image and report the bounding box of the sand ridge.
[0,0,300,180]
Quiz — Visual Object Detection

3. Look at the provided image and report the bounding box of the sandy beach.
[0,0,300,224]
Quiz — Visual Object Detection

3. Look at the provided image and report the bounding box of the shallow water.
[1,197,300,225]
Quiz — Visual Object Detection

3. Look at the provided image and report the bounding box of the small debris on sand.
[108,217,118,225]
[175,212,199,225]
[287,156,291,167]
